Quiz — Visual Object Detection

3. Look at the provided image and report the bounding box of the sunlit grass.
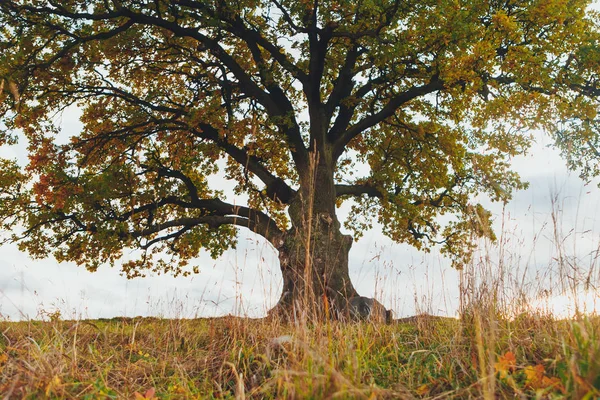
[0,313,598,398]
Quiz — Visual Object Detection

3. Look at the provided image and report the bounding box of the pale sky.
[1,111,599,321]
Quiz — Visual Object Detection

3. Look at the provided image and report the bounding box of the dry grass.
[0,311,598,399]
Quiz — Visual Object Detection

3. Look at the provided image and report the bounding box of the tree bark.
[268,156,359,321]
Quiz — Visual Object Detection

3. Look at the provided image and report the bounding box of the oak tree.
[0,0,599,319]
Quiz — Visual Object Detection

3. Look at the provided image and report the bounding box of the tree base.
[266,294,393,324]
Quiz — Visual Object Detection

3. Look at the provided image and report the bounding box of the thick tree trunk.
[271,222,358,320]
[268,156,359,321]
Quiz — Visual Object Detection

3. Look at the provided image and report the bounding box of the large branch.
[114,9,279,111]
[17,2,309,171]
[132,214,282,247]
[269,0,311,34]
[332,77,445,160]
[66,183,285,247]
[220,22,309,172]
[27,19,135,70]
[112,7,309,172]
[140,165,285,244]
[173,0,308,84]
[192,124,296,203]
[324,44,361,121]
[46,210,283,251]
[88,195,190,224]
[335,182,455,208]
[49,80,296,203]
[327,64,433,145]
[321,1,401,123]
[228,16,308,85]
[306,0,331,105]
[77,193,284,248]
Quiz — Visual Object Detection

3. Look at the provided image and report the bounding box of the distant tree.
[0,0,599,319]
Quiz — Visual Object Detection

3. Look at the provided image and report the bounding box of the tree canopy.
[0,0,599,291]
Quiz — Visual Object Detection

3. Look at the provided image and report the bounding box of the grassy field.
[1,201,599,399]
[1,310,599,399]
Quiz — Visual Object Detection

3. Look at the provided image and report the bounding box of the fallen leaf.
[495,351,517,379]
[415,384,430,396]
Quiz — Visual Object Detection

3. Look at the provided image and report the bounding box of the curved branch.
[306,12,331,105]
[16,2,309,172]
[50,86,296,204]
[29,19,136,70]
[131,206,284,247]
[327,65,431,144]
[122,163,285,245]
[193,124,296,203]
[335,182,456,208]
[174,0,308,83]
[332,77,444,160]
[231,18,308,85]
[135,216,252,236]
[324,44,361,121]
[115,196,193,222]
[113,7,309,171]
[143,164,283,234]
[139,224,193,250]
[32,195,285,249]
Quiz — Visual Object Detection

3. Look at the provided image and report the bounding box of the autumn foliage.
[0,0,599,316]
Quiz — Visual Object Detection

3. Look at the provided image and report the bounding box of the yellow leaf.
[134,388,157,399]
[523,364,564,392]
[415,384,430,396]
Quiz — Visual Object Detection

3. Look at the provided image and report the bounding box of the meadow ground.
[2,197,600,399]
[0,310,599,399]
